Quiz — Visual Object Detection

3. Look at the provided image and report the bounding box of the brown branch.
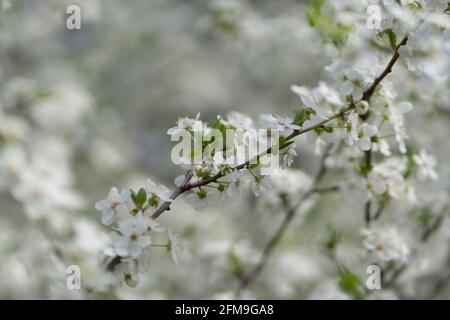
[185,107,353,191]
[421,213,444,242]
[151,171,194,219]
[362,35,408,226]
[362,36,408,102]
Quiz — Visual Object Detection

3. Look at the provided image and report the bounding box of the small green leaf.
[294,108,316,127]
[324,224,342,251]
[306,0,352,46]
[377,29,398,50]
[227,248,243,278]
[197,189,207,199]
[359,164,373,176]
[278,136,294,150]
[130,189,137,204]
[212,116,227,134]
[134,188,147,207]
[404,146,416,178]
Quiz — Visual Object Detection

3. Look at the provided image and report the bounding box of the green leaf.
[404,146,416,178]
[294,107,316,127]
[134,188,147,207]
[377,29,398,50]
[197,189,207,199]
[212,116,227,135]
[338,265,367,300]
[306,0,352,46]
[278,136,294,150]
[307,0,326,26]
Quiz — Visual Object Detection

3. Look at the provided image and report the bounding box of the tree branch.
[362,35,408,225]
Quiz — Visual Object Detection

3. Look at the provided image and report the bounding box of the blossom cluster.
[96,181,180,286]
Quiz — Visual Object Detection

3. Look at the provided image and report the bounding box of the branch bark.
[362,35,408,226]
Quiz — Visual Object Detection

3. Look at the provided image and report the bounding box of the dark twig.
[362,36,408,225]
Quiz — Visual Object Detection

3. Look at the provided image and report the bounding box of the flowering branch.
[105,35,410,279]
[361,35,408,225]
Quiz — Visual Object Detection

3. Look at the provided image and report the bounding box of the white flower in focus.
[225,171,252,199]
[259,114,300,132]
[413,150,438,180]
[314,81,344,108]
[113,214,152,258]
[291,83,342,119]
[346,112,378,151]
[362,225,410,263]
[145,178,172,206]
[167,113,200,136]
[223,112,253,129]
[341,69,372,101]
[95,187,131,225]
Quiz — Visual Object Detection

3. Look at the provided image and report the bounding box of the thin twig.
[237,144,334,292]
[372,199,389,221]
[421,213,444,242]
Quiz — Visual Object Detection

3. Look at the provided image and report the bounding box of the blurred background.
[0,0,449,299]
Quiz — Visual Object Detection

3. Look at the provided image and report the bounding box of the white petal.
[358,138,372,151]
[95,200,107,211]
[101,209,115,225]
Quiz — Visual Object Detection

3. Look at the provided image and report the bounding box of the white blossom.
[95,187,131,225]
[113,214,152,258]
[413,150,438,180]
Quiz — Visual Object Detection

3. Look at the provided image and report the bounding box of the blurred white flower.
[145,178,172,206]
[113,214,152,258]
[413,150,438,180]
[362,225,410,263]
